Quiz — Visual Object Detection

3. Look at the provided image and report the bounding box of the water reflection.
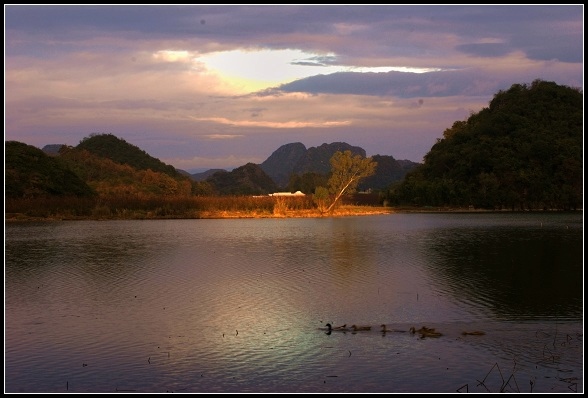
[5,213,583,393]
[424,215,583,320]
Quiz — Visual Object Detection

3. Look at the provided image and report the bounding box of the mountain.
[259,142,307,188]
[7,134,412,200]
[260,141,417,190]
[5,141,95,198]
[388,79,583,210]
[205,163,278,195]
[8,80,578,207]
[191,168,228,181]
[358,154,417,191]
[294,142,366,175]
[41,144,65,156]
[77,133,183,179]
[261,142,367,188]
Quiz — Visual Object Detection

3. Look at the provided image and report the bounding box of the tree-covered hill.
[358,154,413,191]
[386,80,583,210]
[7,79,581,209]
[6,135,208,199]
[206,163,278,195]
[76,133,182,179]
[5,141,95,198]
[58,146,195,197]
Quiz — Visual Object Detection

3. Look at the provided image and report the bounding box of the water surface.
[5,212,583,393]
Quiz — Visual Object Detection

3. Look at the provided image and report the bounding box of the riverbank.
[199,205,396,219]
[7,205,574,222]
[4,205,395,222]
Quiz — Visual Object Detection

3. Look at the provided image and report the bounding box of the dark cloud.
[5,5,583,168]
[512,32,584,64]
[270,70,515,98]
[290,55,339,67]
[455,43,512,58]
[6,5,583,64]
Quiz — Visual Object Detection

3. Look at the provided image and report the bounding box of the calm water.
[4,212,583,393]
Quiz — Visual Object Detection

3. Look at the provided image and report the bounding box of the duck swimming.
[461,331,485,336]
[381,324,407,333]
[410,326,443,338]
[325,323,348,332]
[420,330,443,338]
[410,326,436,333]
[351,324,372,331]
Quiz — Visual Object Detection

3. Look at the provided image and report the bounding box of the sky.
[4,5,584,172]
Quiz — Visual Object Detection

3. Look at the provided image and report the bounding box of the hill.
[191,168,229,181]
[387,79,583,210]
[358,154,414,191]
[41,144,65,156]
[259,141,417,190]
[77,133,183,179]
[205,163,278,195]
[5,141,95,198]
[258,142,308,188]
[8,79,577,208]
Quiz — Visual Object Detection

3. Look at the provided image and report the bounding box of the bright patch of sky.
[157,48,442,92]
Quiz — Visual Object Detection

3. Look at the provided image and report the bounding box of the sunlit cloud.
[195,48,442,93]
[193,116,352,129]
[201,134,244,140]
[5,5,583,170]
[153,50,193,63]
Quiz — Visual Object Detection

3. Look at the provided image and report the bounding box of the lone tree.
[323,150,377,214]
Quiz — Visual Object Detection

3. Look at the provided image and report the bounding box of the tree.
[313,186,330,213]
[287,171,328,194]
[323,150,377,214]
[386,80,582,210]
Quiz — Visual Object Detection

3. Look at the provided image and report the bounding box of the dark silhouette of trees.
[386,80,582,210]
[5,141,95,198]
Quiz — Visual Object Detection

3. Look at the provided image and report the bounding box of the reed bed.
[5,194,387,221]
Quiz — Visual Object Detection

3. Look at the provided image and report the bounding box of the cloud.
[455,42,512,58]
[201,134,244,140]
[193,117,352,129]
[4,5,583,170]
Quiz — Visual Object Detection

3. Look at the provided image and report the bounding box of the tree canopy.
[324,150,377,213]
[386,80,582,210]
[5,141,95,198]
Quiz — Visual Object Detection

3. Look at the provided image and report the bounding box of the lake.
[4,212,583,393]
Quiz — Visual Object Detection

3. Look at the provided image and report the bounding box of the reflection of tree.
[327,219,377,289]
[425,226,583,319]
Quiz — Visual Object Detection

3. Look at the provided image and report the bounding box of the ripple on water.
[5,215,583,393]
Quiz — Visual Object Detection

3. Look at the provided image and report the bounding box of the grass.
[5,195,393,221]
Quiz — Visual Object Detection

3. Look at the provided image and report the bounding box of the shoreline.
[4,206,395,222]
[5,206,579,222]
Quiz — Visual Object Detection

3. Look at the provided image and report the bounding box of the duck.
[410,326,436,334]
[420,330,443,338]
[351,324,372,332]
[410,326,443,338]
[381,324,407,333]
[461,331,485,336]
[325,323,348,332]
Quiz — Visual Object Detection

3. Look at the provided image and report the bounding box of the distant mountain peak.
[260,141,416,190]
